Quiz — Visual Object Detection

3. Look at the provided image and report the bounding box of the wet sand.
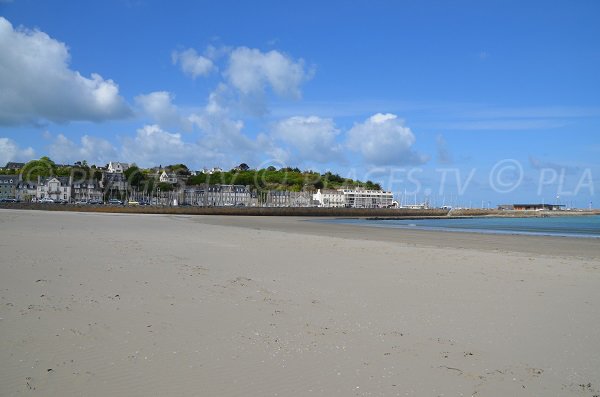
[1,210,599,396]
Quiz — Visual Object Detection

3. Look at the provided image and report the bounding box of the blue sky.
[1,0,599,207]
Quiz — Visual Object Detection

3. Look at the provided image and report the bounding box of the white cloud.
[188,111,263,167]
[172,48,215,78]
[225,47,312,114]
[271,116,342,164]
[119,124,237,169]
[347,113,427,165]
[121,125,200,167]
[135,91,191,130]
[185,84,268,167]
[0,138,35,165]
[48,134,117,165]
[0,17,131,125]
[169,45,313,116]
[201,83,232,116]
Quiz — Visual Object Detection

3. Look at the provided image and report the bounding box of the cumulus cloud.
[0,17,131,125]
[346,113,427,166]
[201,83,233,117]
[188,108,263,167]
[135,91,191,130]
[120,125,200,167]
[169,45,313,117]
[226,47,309,98]
[48,134,117,165]
[172,48,215,78]
[224,47,312,114]
[0,138,35,165]
[271,116,342,164]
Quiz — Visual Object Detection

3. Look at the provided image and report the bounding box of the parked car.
[39,197,55,203]
[0,198,18,203]
[88,199,103,205]
[127,200,140,206]
[107,199,122,205]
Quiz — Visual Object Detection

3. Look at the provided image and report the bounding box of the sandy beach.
[1,209,599,396]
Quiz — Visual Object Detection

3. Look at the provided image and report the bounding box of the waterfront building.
[72,180,103,202]
[339,188,394,208]
[0,175,18,199]
[510,204,565,211]
[183,184,254,206]
[16,180,37,202]
[37,176,72,202]
[261,190,313,207]
[313,189,345,207]
[101,173,128,194]
[263,190,291,207]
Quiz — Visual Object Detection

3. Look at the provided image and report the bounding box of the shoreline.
[1,202,599,218]
[330,216,600,240]
[2,208,599,258]
[191,214,600,259]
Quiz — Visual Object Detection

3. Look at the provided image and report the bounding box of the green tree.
[21,157,56,181]
[124,166,145,188]
[157,182,174,191]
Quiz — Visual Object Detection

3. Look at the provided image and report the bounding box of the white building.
[37,177,72,202]
[107,162,129,174]
[201,167,223,175]
[339,188,394,208]
[313,189,346,207]
[159,171,178,184]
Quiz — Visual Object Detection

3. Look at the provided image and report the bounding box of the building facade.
[101,172,128,194]
[313,189,346,207]
[72,180,103,202]
[37,177,72,202]
[107,162,129,174]
[159,171,178,184]
[339,188,394,208]
[0,175,18,199]
[183,184,253,206]
[16,181,37,202]
[3,162,25,171]
[511,204,565,211]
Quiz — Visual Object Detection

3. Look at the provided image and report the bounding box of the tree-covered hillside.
[4,159,383,192]
[187,167,382,191]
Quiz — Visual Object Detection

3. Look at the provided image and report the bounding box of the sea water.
[320,215,600,238]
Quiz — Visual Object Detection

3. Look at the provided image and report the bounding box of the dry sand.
[1,209,599,396]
